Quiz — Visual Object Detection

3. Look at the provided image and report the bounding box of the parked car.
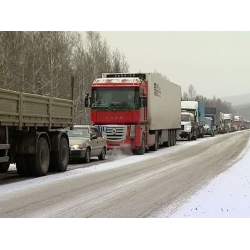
[66,125,107,163]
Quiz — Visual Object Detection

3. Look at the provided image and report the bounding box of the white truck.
[86,73,181,154]
[180,111,196,141]
[218,112,225,133]
[223,113,234,133]
[180,101,205,140]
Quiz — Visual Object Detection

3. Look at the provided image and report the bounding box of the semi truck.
[242,119,250,130]
[204,107,218,134]
[181,101,205,139]
[204,117,214,136]
[218,112,225,133]
[234,116,242,130]
[0,87,73,176]
[179,111,196,141]
[85,73,181,154]
[223,113,234,132]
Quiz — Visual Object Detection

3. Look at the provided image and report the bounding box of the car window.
[94,128,102,137]
[90,128,97,138]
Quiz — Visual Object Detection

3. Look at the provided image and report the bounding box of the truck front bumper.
[179,131,190,137]
[107,142,135,151]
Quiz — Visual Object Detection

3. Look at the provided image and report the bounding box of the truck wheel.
[50,137,69,172]
[168,130,172,146]
[153,133,159,151]
[187,133,191,141]
[98,147,106,160]
[136,134,145,155]
[0,162,10,173]
[84,147,91,163]
[16,154,30,177]
[29,137,50,177]
[200,127,204,138]
[173,131,176,145]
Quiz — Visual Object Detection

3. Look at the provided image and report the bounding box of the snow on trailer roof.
[181,101,198,110]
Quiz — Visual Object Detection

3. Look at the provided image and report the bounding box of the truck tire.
[0,162,10,173]
[187,133,191,141]
[16,154,30,177]
[136,134,145,155]
[50,137,69,172]
[173,131,176,145]
[29,137,50,177]
[169,130,172,146]
[150,133,159,151]
[200,127,204,138]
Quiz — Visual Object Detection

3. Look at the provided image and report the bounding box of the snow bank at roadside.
[169,137,250,218]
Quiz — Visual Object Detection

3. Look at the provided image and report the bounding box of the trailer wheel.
[16,154,30,177]
[0,162,10,173]
[29,137,50,177]
[50,137,69,172]
[173,131,176,145]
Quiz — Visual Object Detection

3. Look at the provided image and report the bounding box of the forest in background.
[182,84,234,114]
[0,31,129,124]
[1,31,240,123]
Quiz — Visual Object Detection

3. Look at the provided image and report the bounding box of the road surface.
[0,130,249,217]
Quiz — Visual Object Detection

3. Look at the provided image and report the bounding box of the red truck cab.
[86,73,149,154]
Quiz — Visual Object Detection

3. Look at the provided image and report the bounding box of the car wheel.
[84,148,91,163]
[98,147,106,160]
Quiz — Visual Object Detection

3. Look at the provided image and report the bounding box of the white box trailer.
[147,73,181,130]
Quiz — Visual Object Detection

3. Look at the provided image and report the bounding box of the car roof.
[73,125,95,129]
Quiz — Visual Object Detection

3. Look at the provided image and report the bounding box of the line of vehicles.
[0,72,249,177]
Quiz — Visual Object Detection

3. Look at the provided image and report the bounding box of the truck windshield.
[181,114,190,122]
[205,118,212,126]
[91,88,140,110]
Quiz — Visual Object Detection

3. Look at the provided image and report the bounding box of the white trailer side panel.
[147,73,181,130]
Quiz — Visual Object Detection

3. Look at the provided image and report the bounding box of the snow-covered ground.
[167,136,250,218]
[3,132,250,218]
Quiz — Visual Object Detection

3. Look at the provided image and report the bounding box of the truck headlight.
[186,127,191,131]
[130,125,135,138]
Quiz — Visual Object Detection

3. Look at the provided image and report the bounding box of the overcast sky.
[99,32,250,99]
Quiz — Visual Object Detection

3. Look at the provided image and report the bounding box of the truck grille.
[102,125,127,142]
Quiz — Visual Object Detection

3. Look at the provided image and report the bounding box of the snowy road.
[0,130,249,217]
